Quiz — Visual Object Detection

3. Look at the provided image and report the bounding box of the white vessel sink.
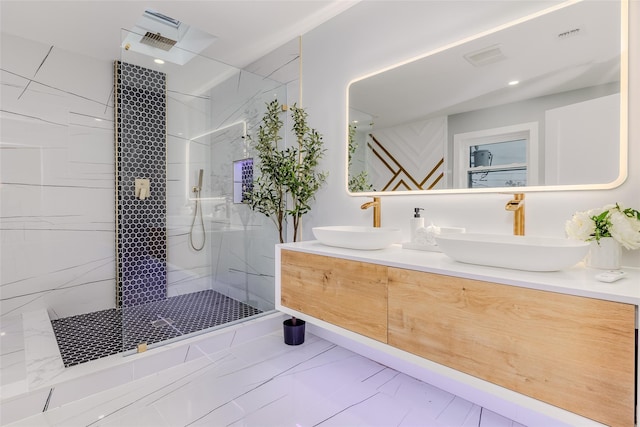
[435,233,590,272]
[312,226,402,250]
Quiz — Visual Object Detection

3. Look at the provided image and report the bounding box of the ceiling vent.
[140,32,178,51]
[557,28,581,40]
[464,45,506,67]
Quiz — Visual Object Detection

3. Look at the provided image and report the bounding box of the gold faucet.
[360,196,381,227]
[505,193,525,236]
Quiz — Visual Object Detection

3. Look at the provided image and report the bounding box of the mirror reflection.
[348,0,625,194]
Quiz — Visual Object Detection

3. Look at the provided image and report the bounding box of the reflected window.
[468,139,527,188]
[453,123,538,189]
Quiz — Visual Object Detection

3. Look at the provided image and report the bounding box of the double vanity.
[275,240,638,427]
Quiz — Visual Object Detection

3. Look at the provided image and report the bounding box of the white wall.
[544,93,620,185]
[300,0,640,268]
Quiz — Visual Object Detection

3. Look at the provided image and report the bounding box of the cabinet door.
[281,250,388,342]
[388,268,636,427]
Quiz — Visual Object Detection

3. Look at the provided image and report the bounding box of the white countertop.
[279,241,640,306]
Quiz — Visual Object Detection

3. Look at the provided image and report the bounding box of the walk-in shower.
[49,18,286,367]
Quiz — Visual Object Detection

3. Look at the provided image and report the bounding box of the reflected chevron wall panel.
[367,116,447,191]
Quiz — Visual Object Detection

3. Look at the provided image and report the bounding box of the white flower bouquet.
[566,203,640,250]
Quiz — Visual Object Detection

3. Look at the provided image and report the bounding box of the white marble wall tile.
[35,50,112,108]
[0,34,56,79]
[2,240,115,318]
[244,38,300,84]
[2,313,282,424]
[1,33,116,320]
[187,327,238,362]
[45,363,133,410]
[0,386,51,426]
[131,345,191,380]
[22,310,64,389]
[0,315,27,396]
[227,312,286,346]
[181,312,283,362]
[39,367,196,427]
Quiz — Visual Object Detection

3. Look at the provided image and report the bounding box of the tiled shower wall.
[114,61,167,307]
[1,32,294,320]
[1,33,116,319]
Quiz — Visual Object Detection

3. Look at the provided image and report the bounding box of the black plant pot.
[283,318,306,345]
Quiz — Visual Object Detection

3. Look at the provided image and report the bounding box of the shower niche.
[233,158,253,204]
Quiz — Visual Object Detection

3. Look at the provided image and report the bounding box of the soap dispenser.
[410,208,425,242]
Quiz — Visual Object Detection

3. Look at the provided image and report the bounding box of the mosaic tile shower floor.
[51,290,261,367]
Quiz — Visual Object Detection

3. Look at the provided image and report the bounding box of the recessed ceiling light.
[508,80,520,86]
[154,59,165,65]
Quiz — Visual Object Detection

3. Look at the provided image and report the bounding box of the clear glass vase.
[585,237,621,270]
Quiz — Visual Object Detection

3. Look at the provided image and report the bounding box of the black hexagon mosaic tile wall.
[51,290,261,367]
[115,61,167,308]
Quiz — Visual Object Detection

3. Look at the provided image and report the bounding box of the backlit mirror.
[347,0,627,195]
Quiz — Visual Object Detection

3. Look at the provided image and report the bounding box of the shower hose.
[189,187,205,251]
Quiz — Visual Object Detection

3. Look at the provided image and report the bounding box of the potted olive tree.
[248,100,327,345]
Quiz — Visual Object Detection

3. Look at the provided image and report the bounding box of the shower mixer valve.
[135,178,151,200]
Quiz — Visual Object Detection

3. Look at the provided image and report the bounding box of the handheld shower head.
[192,169,204,194]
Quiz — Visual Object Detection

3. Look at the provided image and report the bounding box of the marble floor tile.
[5,331,525,427]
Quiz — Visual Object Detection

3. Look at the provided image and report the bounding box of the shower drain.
[151,318,174,328]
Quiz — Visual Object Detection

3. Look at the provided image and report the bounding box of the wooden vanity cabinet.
[279,251,636,427]
[387,268,636,427]
[280,250,388,342]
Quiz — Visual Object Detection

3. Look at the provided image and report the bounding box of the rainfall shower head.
[140,32,177,51]
[122,8,217,65]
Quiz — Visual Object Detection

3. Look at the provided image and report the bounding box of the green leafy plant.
[289,104,327,242]
[247,100,288,243]
[247,100,327,243]
[347,123,373,192]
